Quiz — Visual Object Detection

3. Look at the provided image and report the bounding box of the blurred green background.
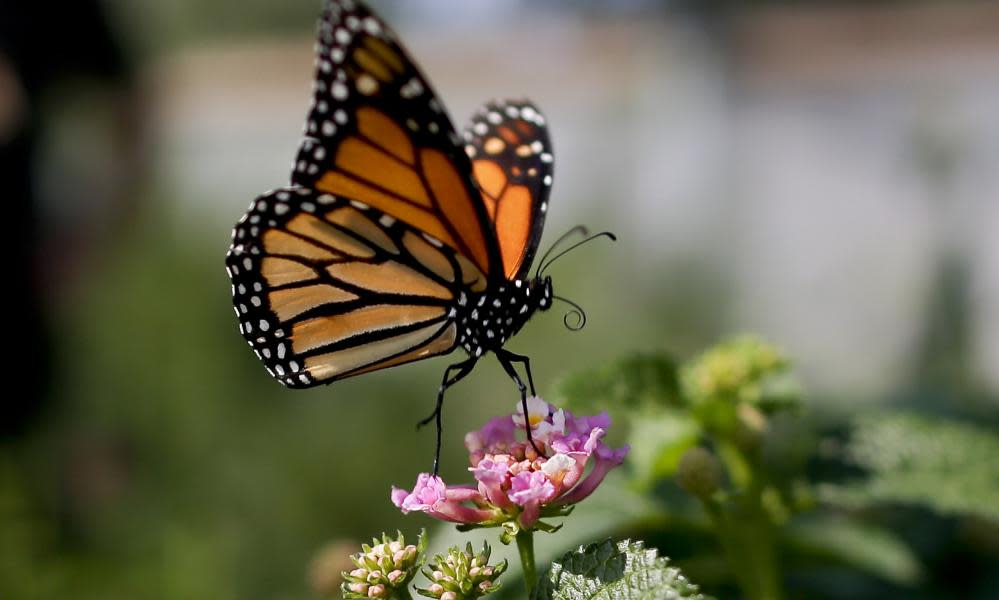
[2,0,998,598]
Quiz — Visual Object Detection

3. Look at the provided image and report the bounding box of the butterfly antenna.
[535,225,590,278]
[538,231,617,277]
[553,295,587,331]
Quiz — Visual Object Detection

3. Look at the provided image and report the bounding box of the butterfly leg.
[495,350,544,456]
[497,349,536,396]
[417,357,478,475]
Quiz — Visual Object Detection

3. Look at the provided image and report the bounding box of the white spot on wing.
[332,82,348,100]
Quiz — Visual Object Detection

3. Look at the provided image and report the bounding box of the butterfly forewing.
[291,0,502,281]
[464,100,554,280]
[226,187,487,388]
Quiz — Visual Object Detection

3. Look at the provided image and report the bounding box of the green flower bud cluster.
[680,335,799,438]
[342,530,425,599]
[681,334,787,407]
[416,542,507,599]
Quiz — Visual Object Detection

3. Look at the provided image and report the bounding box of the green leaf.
[784,515,923,586]
[626,410,700,488]
[819,412,999,523]
[551,352,681,416]
[531,539,712,600]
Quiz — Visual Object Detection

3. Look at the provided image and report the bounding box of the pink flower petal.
[558,444,630,505]
[391,487,410,509]
[466,415,517,453]
[394,397,628,530]
[508,471,556,506]
[391,473,495,524]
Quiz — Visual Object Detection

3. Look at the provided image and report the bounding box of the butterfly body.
[454,277,552,358]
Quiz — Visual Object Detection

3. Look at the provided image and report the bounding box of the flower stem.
[516,529,538,594]
[707,440,783,600]
[394,587,414,600]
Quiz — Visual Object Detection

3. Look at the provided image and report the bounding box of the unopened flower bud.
[676,446,723,498]
[342,530,426,599]
[417,542,506,599]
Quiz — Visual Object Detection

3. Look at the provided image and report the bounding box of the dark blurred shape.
[61,432,132,524]
[0,0,136,437]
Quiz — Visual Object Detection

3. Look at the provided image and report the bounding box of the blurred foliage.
[782,516,922,587]
[2,209,486,599]
[552,352,681,415]
[680,335,800,419]
[534,336,999,599]
[0,457,70,599]
[819,413,999,524]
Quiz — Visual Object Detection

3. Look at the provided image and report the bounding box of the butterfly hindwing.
[464,100,553,280]
[226,187,488,388]
[291,0,502,281]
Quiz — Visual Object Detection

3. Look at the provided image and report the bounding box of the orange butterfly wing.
[226,187,487,388]
[463,100,553,280]
[290,0,502,281]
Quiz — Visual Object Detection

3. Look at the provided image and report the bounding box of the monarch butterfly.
[225,0,611,471]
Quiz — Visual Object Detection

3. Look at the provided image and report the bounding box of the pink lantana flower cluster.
[392,397,629,536]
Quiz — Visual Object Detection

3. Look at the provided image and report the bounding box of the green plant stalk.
[716,439,752,490]
[709,441,783,600]
[394,586,414,600]
[516,529,538,595]
[704,496,781,600]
